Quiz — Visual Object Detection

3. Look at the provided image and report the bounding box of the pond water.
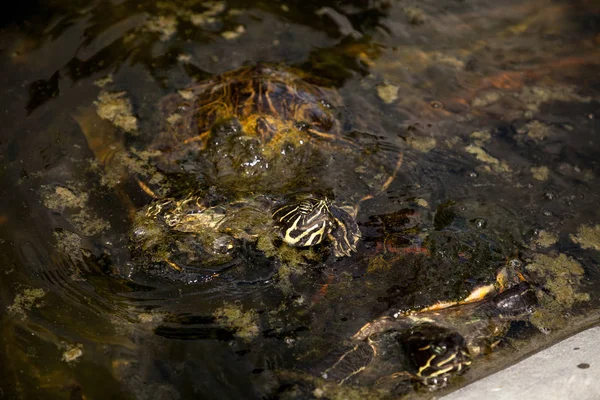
[1,0,599,399]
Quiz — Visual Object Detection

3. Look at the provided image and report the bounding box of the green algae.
[533,230,558,248]
[61,343,84,363]
[71,210,111,236]
[54,230,90,265]
[470,130,492,145]
[94,91,138,133]
[402,6,426,26]
[41,185,110,235]
[570,224,600,251]
[213,303,260,340]
[406,136,437,152]
[376,82,399,104]
[523,120,551,141]
[7,288,47,319]
[465,144,511,174]
[145,15,178,42]
[526,253,589,331]
[531,165,550,181]
[42,186,88,211]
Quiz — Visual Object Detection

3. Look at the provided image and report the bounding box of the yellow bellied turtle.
[130,192,361,275]
[318,278,537,390]
[150,63,371,196]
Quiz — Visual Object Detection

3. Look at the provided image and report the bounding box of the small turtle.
[151,63,361,195]
[130,191,362,274]
[318,279,537,390]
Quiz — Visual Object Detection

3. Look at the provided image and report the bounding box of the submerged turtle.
[317,277,537,391]
[157,63,344,152]
[150,63,374,195]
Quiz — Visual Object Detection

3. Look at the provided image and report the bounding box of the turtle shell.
[152,63,347,185]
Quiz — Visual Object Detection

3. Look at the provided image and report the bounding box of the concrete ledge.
[442,327,600,400]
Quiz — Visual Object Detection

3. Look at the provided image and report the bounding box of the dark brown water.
[1,0,599,399]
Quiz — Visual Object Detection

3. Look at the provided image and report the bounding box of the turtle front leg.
[328,205,361,257]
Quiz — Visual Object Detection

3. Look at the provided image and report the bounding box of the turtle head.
[272,197,360,257]
[272,197,334,247]
[402,323,472,388]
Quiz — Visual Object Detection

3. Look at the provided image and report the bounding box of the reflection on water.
[1,0,599,398]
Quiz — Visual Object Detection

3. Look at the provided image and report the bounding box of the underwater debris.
[95,91,138,133]
[61,343,84,363]
[376,82,399,104]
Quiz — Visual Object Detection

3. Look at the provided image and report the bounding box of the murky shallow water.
[1,0,599,399]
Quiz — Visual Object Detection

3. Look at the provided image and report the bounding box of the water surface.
[1,0,599,399]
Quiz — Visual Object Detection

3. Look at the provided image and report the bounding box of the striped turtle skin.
[402,323,472,387]
[272,197,360,257]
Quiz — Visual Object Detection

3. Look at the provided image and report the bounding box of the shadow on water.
[1,0,599,399]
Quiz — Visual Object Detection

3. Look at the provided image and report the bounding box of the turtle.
[316,276,537,392]
[130,191,362,276]
[156,63,344,152]
[148,63,368,196]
